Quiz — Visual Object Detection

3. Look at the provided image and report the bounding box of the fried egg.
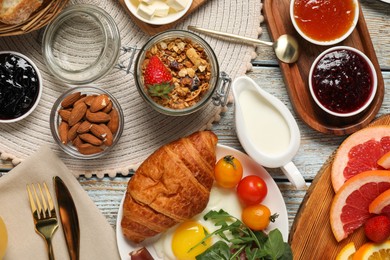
[153,184,243,260]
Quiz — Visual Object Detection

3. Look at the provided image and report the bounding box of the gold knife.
[54,176,80,260]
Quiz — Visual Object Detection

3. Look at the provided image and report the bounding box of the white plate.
[116,144,289,259]
[379,0,390,3]
[124,0,193,25]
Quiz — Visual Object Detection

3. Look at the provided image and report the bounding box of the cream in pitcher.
[233,76,306,189]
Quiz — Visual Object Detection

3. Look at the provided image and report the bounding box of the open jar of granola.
[134,30,231,116]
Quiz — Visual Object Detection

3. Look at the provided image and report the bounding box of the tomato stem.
[270,213,279,223]
[224,155,237,170]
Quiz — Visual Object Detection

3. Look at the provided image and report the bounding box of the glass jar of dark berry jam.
[0,51,42,123]
[308,46,377,118]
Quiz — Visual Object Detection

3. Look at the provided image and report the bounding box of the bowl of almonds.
[50,86,124,159]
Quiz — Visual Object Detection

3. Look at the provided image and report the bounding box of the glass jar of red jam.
[309,46,377,117]
[0,52,42,123]
[290,0,359,45]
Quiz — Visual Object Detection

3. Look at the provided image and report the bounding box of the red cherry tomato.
[236,175,268,206]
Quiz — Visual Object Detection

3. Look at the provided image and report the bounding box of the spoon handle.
[188,26,273,47]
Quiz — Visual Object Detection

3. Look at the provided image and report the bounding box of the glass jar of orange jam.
[293,0,357,42]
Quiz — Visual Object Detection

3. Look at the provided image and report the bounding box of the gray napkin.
[0,145,120,260]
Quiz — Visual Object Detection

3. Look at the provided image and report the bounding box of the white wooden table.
[1,0,389,238]
[75,0,390,231]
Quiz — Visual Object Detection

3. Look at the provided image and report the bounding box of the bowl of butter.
[124,0,193,25]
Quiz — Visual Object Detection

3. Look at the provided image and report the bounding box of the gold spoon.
[188,25,300,64]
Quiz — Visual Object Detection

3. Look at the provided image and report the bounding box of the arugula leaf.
[191,209,293,260]
[195,241,231,260]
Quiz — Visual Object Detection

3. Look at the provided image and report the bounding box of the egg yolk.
[171,220,211,260]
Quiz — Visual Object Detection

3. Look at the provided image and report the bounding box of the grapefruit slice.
[369,189,390,216]
[330,170,390,242]
[378,151,390,169]
[352,240,390,260]
[331,125,390,192]
[336,241,356,260]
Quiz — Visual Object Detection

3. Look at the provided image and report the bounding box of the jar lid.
[42,4,121,85]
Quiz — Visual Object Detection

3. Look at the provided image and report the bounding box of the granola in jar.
[141,37,212,109]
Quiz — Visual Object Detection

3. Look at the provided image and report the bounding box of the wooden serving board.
[118,0,207,35]
[289,114,390,259]
[263,0,385,136]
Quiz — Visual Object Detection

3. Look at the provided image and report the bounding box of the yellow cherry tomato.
[214,155,243,188]
[242,204,278,231]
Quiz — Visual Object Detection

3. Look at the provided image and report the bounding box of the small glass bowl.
[134,30,230,116]
[308,46,377,117]
[50,86,124,159]
[290,0,359,46]
[42,4,121,85]
[0,51,42,123]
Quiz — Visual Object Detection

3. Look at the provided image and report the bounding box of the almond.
[77,120,92,134]
[68,102,87,126]
[99,124,113,146]
[86,110,111,123]
[76,143,103,155]
[58,121,69,144]
[102,100,113,113]
[90,94,110,112]
[79,133,104,146]
[72,136,83,147]
[107,108,120,134]
[90,124,108,140]
[58,109,71,122]
[73,95,87,107]
[61,92,81,108]
[67,122,81,141]
[84,95,97,106]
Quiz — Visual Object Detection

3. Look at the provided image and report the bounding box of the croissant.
[121,131,218,243]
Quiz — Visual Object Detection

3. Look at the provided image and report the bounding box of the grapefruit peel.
[369,189,390,215]
[330,170,390,242]
[331,125,390,192]
[378,151,390,169]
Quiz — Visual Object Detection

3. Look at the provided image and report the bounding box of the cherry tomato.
[214,155,243,188]
[236,175,268,205]
[242,204,277,231]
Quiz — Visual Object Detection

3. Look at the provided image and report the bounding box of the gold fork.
[27,182,59,260]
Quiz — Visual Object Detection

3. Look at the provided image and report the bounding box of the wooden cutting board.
[289,115,390,259]
[118,0,207,35]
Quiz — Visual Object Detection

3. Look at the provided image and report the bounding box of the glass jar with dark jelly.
[0,52,41,121]
[309,46,377,117]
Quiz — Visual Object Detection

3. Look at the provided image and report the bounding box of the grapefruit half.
[369,189,390,216]
[330,170,390,242]
[331,125,390,192]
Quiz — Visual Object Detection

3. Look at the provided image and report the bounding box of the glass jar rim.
[134,29,220,116]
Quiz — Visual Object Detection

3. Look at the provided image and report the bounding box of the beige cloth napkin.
[0,145,120,260]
